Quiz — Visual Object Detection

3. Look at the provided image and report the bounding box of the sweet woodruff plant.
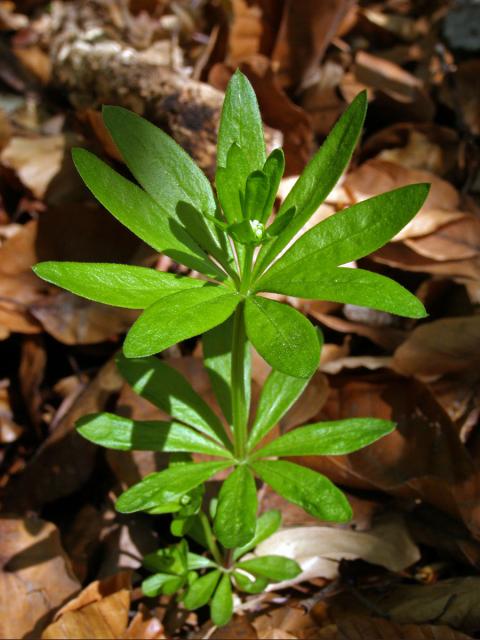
[34,71,428,626]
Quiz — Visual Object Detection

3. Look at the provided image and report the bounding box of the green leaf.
[214,465,257,548]
[247,370,309,451]
[183,570,221,610]
[215,143,249,224]
[256,266,427,319]
[116,353,230,447]
[72,148,224,280]
[260,149,285,224]
[116,461,231,513]
[217,70,266,175]
[244,171,269,221]
[244,296,320,378]
[123,286,240,358]
[187,553,217,570]
[203,317,251,425]
[253,91,367,276]
[143,540,188,575]
[252,460,352,522]
[265,206,295,238]
[210,574,233,627]
[76,413,232,458]
[233,571,268,594]
[257,184,430,285]
[233,509,282,560]
[252,418,395,459]
[102,106,216,221]
[236,555,301,582]
[142,573,184,597]
[33,262,206,309]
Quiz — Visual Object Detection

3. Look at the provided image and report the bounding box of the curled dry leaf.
[344,158,464,241]
[0,135,64,199]
[252,515,419,590]
[404,215,480,262]
[393,316,480,378]
[42,573,132,639]
[0,515,80,640]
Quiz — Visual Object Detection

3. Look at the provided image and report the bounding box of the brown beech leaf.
[316,616,473,640]
[393,316,480,379]
[42,573,131,639]
[375,577,480,634]
[0,135,64,199]
[124,604,166,639]
[344,159,464,241]
[404,215,480,262]
[353,51,434,121]
[0,515,80,640]
[297,374,480,538]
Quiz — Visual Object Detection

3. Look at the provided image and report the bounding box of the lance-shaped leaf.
[72,148,224,280]
[76,413,232,458]
[116,353,231,447]
[217,69,266,175]
[254,91,367,276]
[102,106,229,263]
[256,265,427,318]
[142,574,184,597]
[247,369,310,451]
[260,149,285,224]
[184,570,221,610]
[257,184,430,285]
[214,465,257,548]
[244,171,270,220]
[210,574,233,627]
[244,296,320,378]
[203,317,251,425]
[215,143,248,224]
[123,286,240,358]
[116,461,231,513]
[236,556,301,582]
[252,418,395,460]
[252,460,352,522]
[33,262,206,309]
[233,509,282,560]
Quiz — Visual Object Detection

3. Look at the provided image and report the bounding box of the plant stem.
[231,302,248,459]
[199,512,223,565]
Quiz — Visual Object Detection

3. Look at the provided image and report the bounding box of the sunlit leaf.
[214,465,257,548]
[33,261,206,309]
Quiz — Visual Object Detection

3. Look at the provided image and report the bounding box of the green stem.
[231,302,248,459]
[199,512,223,565]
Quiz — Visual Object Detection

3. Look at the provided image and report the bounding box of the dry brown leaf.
[13,45,52,85]
[361,123,459,177]
[2,357,123,511]
[375,577,480,633]
[42,590,130,639]
[404,215,480,262]
[298,374,480,538]
[124,604,166,639]
[393,316,480,378]
[354,50,434,121]
[0,380,23,443]
[344,159,464,240]
[0,135,64,199]
[0,515,80,639]
[315,616,473,639]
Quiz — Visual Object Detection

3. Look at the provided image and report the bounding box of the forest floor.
[0,0,480,638]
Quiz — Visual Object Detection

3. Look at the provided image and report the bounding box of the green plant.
[33,70,428,626]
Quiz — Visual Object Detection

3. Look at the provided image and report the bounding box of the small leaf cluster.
[141,510,299,627]
[33,70,429,626]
